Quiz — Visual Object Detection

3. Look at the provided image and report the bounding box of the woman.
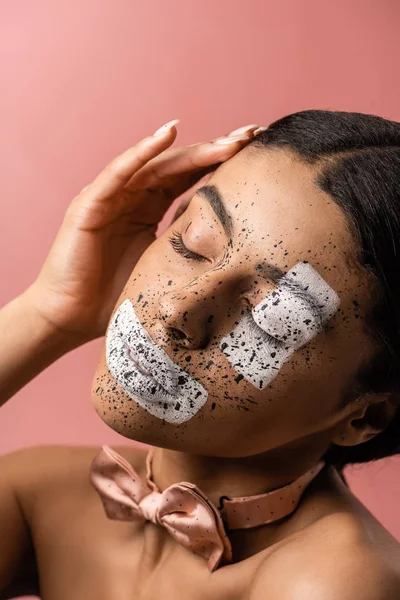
[1,111,400,599]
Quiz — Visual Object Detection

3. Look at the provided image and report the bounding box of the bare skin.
[1,120,400,599]
[2,444,400,600]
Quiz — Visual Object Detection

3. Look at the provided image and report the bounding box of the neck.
[150,432,330,509]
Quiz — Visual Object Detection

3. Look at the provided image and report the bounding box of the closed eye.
[168,230,209,262]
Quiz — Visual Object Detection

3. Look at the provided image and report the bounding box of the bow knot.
[138,491,163,523]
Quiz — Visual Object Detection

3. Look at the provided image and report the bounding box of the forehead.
[203,146,357,291]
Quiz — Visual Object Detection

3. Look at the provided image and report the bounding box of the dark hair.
[249,110,400,474]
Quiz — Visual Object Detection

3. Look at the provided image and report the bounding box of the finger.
[128,130,256,189]
[151,136,250,199]
[125,127,259,196]
[80,120,179,203]
[124,135,247,202]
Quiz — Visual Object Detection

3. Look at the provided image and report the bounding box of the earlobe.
[331,393,397,447]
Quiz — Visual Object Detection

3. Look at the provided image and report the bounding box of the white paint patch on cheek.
[220,261,340,390]
[220,314,290,390]
[106,299,208,424]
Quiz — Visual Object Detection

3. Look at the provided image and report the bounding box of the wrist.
[19,288,86,355]
[0,291,86,406]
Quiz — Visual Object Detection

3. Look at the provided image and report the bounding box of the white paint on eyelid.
[106,299,208,424]
[220,262,340,390]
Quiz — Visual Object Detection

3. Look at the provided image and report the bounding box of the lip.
[113,313,179,396]
[107,334,177,406]
[125,344,155,378]
[121,339,175,396]
[105,299,209,424]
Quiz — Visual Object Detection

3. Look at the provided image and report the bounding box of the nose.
[157,275,235,349]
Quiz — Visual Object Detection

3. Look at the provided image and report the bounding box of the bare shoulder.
[249,513,400,600]
[4,443,148,517]
[0,444,148,600]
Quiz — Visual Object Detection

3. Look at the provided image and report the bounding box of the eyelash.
[168,230,208,262]
[244,310,284,347]
[238,300,283,346]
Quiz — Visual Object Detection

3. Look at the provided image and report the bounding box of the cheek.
[220,262,340,390]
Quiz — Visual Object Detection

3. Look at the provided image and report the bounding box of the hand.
[24,120,260,346]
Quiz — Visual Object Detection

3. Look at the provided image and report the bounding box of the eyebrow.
[256,262,325,328]
[195,185,233,238]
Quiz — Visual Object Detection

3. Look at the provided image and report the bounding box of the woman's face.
[92,146,374,458]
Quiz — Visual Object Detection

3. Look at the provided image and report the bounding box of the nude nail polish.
[253,126,268,135]
[214,135,251,145]
[228,124,259,136]
[153,119,180,136]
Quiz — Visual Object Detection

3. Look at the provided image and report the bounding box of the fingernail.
[228,124,259,136]
[214,134,250,145]
[153,119,180,136]
[253,126,268,135]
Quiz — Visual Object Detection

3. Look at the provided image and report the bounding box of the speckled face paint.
[220,261,340,390]
[106,299,208,424]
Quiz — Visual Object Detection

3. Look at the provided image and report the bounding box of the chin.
[90,345,205,450]
[90,351,250,457]
[90,366,182,448]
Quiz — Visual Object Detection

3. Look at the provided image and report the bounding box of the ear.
[331,393,398,447]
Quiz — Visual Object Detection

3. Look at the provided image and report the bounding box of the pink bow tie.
[90,445,325,572]
[89,445,232,572]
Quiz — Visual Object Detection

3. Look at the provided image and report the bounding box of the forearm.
[0,293,79,408]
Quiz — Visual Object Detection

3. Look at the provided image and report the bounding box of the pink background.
[1,4,399,587]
